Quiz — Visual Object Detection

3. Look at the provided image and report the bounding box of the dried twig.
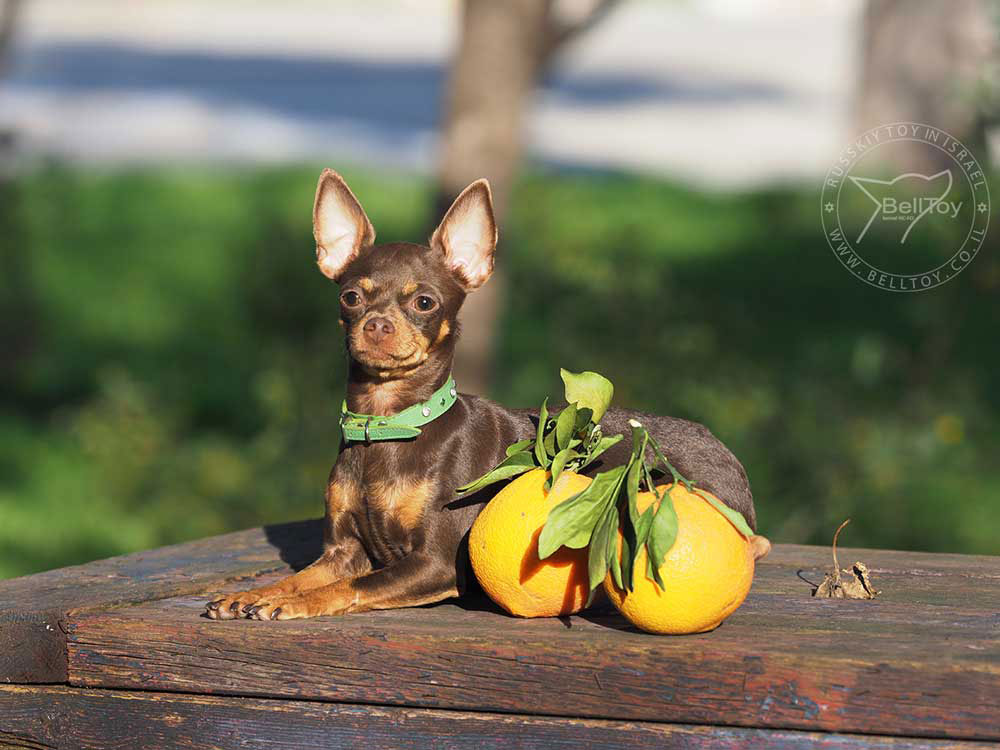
[813,519,879,599]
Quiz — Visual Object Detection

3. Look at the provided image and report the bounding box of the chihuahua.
[205,170,755,620]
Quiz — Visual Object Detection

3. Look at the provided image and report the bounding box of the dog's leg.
[245,548,458,620]
[204,548,369,620]
[204,539,370,620]
[205,506,371,620]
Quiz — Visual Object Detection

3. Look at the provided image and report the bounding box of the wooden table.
[1,518,997,749]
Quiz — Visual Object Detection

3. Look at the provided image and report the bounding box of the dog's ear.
[313,168,376,281]
[430,179,497,291]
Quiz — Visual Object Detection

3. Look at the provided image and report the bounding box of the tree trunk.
[0,0,22,172]
[0,0,31,383]
[856,0,997,170]
[434,0,548,395]
[435,0,617,395]
[0,0,21,76]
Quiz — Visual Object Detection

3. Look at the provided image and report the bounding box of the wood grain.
[0,684,993,750]
[0,519,321,682]
[66,545,1000,741]
[5,520,998,741]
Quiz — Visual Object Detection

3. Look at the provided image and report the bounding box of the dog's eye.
[413,295,437,312]
[341,291,362,307]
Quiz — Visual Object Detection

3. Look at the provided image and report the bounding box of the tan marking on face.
[370,477,435,530]
[432,319,451,347]
[401,281,418,295]
[359,277,375,293]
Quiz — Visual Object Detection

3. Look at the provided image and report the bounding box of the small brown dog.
[205,170,755,620]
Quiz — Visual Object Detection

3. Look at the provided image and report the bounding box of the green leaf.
[538,465,625,558]
[630,506,656,590]
[505,439,534,457]
[646,432,683,486]
[574,407,594,431]
[455,451,535,494]
[645,490,678,589]
[534,398,550,468]
[588,501,618,592]
[641,462,657,497]
[646,547,664,589]
[543,425,557,458]
[625,423,647,529]
[606,501,624,590]
[549,447,573,488]
[618,516,634,592]
[555,404,578,451]
[625,457,642,529]
[582,433,624,467]
[693,488,754,537]
[560,369,614,423]
[634,505,655,549]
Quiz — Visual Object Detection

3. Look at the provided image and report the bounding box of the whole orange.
[469,468,594,617]
[605,483,770,634]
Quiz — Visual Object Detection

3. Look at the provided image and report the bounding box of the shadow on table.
[263,518,324,572]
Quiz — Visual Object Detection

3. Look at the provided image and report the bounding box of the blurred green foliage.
[1,165,998,579]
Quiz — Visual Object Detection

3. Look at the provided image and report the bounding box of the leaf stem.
[831,518,850,588]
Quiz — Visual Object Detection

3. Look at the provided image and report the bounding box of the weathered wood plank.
[765,544,1000,578]
[66,547,1000,741]
[748,544,1000,608]
[0,519,321,683]
[0,611,65,686]
[0,684,992,750]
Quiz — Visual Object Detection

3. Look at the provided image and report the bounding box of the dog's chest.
[364,475,434,530]
[357,467,436,562]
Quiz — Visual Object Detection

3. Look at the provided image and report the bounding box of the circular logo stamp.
[822,122,990,292]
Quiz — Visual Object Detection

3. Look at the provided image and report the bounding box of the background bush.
[1,165,998,578]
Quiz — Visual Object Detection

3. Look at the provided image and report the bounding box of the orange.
[604,483,770,634]
[469,468,594,617]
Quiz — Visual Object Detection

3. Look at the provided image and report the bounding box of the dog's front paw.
[244,594,311,621]
[244,588,356,620]
[204,590,269,620]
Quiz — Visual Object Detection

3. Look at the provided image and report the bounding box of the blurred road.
[0,0,860,187]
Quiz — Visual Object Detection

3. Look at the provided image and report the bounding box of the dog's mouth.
[349,342,428,375]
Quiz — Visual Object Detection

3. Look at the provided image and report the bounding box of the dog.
[205,169,755,620]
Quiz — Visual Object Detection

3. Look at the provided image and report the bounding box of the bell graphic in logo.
[848,170,958,245]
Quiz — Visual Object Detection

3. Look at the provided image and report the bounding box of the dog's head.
[312,169,497,379]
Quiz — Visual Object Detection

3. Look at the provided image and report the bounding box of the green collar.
[341,375,458,443]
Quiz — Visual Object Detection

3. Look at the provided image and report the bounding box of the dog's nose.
[363,316,395,343]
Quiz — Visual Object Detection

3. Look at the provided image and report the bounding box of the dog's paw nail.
[248,605,262,618]
[206,599,223,610]
[229,601,242,612]
[270,607,282,620]
[241,603,256,614]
